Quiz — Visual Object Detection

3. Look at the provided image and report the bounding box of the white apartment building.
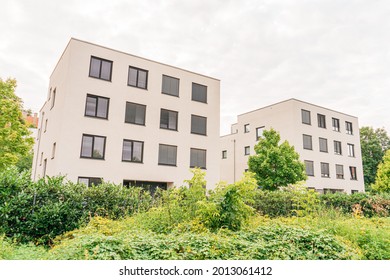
[220,99,365,193]
[32,38,220,190]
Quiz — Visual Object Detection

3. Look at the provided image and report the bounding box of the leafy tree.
[248,128,307,191]
[360,126,390,189]
[371,150,390,193]
[0,78,34,171]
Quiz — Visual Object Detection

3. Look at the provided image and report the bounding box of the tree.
[248,128,307,191]
[371,149,390,193]
[0,78,34,171]
[360,126,390,189]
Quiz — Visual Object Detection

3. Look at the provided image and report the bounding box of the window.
[346,121,353,135]
[350,166,357,180]
[89,56,113,81]
[244,124,250,133]
[125,102,146,125]
[80,134,106,159]
[162,75,179,96]
[321,162,330,178]
[190,148,206,169]
[122,140,143,163]
[192,83,207,103]
[42,159,47,177]
[244,146,250,155]
[319,138,328,153]
[334,141,342,155]
[128,66,148,89]
[44,119,48,132]
[160,109,178,131]
[50,88,56,109]
[305,160,314,176]
[158,144,177,166]
[351,190,359,194]
[191,115,207,135]
[332,118,340,132]
[40,152,43,166]
[317,114,326,128]
[85,94,109,119]
[303,134,313,150]
[78,177,102,187]
[348,143,355,157]
[222,150,227,159]
[256,126,264,140]
[301,109,311,125]
[48,87,52,101]
[336,164,344,179]
[51,142,56,159]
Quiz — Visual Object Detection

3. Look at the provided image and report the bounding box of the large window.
[348,143,355,157]
[303,134,313,150]
[321,162,330,178]
[334,141,342,155]
[128,66,148,89]
[78,177,102,187]
[346,121,353,135]
[192,83,207,103]
[158,144,177,166]
[162,75,179,97]
[125,102,146,125]
[89,56,113,81]
[122,139,143,163]
[305,160,314,176]
[349,166,357,180]
[160,109,178,131]
[301,109,311,125]
[256,126,264,140]
[191,115,207,135]
[332,118,340,132]
[319,138,328,153]
[80,134,106,159]
[318,114,326,128]
[336,164,344,179]
[190,148,206,169]
[85,94,109,119]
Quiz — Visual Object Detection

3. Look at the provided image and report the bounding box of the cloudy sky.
[1,0,389,134]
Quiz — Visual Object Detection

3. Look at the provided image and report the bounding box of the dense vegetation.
[0,167,389,260]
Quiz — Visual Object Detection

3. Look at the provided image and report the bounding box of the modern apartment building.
[220,99,364,193]
[32,38,220,189]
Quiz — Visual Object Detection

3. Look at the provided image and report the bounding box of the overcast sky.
[1,0,389,135]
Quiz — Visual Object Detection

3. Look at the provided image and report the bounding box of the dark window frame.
[122,139,144,163]
[128,66,148,89]
[317,114,326,128]
[125,102,146,126]
[160,109,179,131]
[190,148,207,169]
[346,121,353,135]
[256,126,264,141]
[191,82,207,103]
[222,150,227,159]
[304,160,314,176]
[349,166,357,180]
[336,164,344,179]
[332,118,340,132]
[89,56,113,81]
[84,94,110,119]
[80,134,106,160]
[244,146,250,156]
[319,137,328,153]
[78,177,102,187]
[301,109,311,125]
[303,134,313,150]
[321,162,330,178]
[334,140,342,155]
[162,75,180,97]
[244,124,250,133]
[50,88,56,109]
[158,144,178,166]
[191,114,207,136]
[348,143,355,157]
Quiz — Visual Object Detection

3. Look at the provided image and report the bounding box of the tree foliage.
[360,126,390,189]
[248,128,307,191]
[371,150,390,193]
[0,78,34,171]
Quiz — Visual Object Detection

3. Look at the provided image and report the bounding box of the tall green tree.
[248,128,307,191]
[0,78,34,170]
[371,149,390,193]
[360,126,390,189]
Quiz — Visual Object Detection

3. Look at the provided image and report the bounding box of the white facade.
[32,38,220,189]
[220,99,365,193]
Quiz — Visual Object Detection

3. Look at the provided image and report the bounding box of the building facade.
[32,38,220,189]
[220,99,364,193]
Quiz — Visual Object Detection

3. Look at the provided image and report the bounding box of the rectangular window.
[42,159,47,177]
[256,126,264,140]
[303,134,313,150]
[51,88,56,109]
[301,109,311,125]
[334,141,342,155]
[350,166,357,180]
[40,152,43,166]
[158,144,177,166]
[336,164,344,179]
[78,177,102,187]
[222,150,227,159]
[318,114,326,128]
[244,124,250,133]
[51,142,56,159]
[89,56,113,81]
[162,75,179,97]
[191,115,207,135]
[192,83,207,103]
[160,109,178,131]
[85,94,109,119]
[125,102,146,125]
[122,139,143,163]
[305,160,314,176]
[332,118,340,132]
[44,119,48,132]
[128,66,148,89]
[319,138,328,153]
[244,146,250,155]
[190,148,206,169]
[321,162,330,178]
[346,121,353,135]
[80,134,106,159]
[348,143,355,157]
